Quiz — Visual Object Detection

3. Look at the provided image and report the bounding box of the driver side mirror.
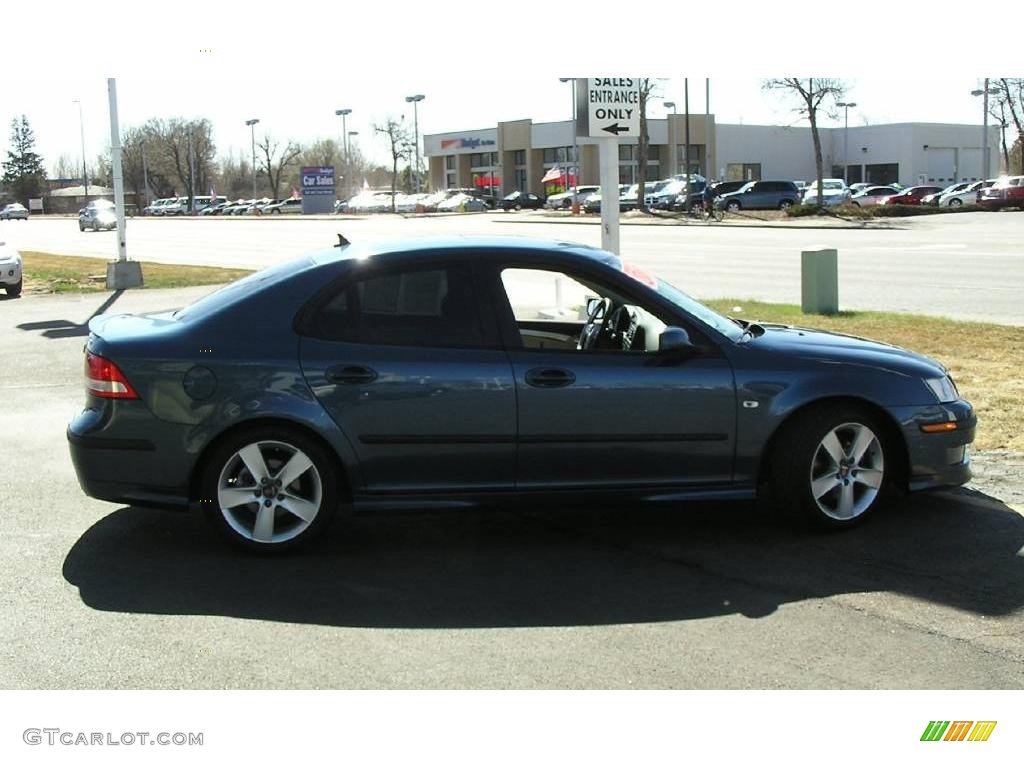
[658,326,696,356]
[585,296,604,318]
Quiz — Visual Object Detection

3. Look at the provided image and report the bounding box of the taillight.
[85,352,139,399]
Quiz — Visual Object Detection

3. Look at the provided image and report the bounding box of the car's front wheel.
[948,198,963,207]
[200,426,340,552]
[768,404,893,529]
[6,279,22,297]
[726,200,741,212]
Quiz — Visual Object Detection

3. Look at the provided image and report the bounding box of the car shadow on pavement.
[16,290,124,339]
[62,488,1024,629]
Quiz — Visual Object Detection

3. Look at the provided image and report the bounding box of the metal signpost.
[576,78,640,254]
[300,166,336,214]
[105,77,142,289]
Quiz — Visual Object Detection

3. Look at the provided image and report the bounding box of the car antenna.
[335,233,350,248]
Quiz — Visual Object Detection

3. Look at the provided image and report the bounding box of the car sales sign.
[301,166,335,196]
[579,78,640,138]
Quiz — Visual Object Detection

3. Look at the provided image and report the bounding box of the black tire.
[948,198,963,207]
[92,221,99,231]
[726,200,741,212]
[6,279,22,297]
[271,208,280,214]
[766,403,896,530]
[199,425,340,553]
[779,199,794,210]
[79,222,85,231]
[514,203,521,211]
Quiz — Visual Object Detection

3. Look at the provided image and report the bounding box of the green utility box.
[800,248,839,315]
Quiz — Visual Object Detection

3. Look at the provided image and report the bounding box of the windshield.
[616,260,743,342]
[822,181,844,190]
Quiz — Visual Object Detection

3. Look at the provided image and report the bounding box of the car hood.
[745,323,946,378]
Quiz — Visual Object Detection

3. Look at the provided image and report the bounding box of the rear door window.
[310,264,485,348]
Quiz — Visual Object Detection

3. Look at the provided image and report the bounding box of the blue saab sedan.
[68,236,975,552]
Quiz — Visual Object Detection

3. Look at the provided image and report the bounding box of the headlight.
[925,376,959,403]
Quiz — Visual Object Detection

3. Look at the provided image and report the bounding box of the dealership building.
[425,116,1001,195]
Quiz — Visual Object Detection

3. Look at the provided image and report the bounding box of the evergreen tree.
[2,115,47,204]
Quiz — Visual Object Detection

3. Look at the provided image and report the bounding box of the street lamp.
[72,99,88,197]
[335,109,351,197]
[836,102,857,185]
[347,131,359,192]
[245,118,260,199]
[559,78,579,210]
[971,80,1000,180]
[405,94,425,193]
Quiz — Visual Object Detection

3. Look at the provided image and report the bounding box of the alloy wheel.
[216,440,323,544]
[808,422,884,521]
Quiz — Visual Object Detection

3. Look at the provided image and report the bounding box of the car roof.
[306,236,617,269]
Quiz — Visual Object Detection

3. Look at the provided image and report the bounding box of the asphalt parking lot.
[2,209,1023,324]
[1,286,1022,688]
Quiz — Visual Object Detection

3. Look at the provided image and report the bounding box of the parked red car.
[978,176,1024,210]
[881,185,944,205]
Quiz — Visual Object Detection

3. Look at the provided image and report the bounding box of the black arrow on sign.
[602,123,629,135]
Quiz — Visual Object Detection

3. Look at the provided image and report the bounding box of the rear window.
[174,256,312,322]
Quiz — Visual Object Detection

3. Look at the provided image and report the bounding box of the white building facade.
[425,116,1001,195]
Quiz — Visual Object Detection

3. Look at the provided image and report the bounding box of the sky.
[1,3,1018,173]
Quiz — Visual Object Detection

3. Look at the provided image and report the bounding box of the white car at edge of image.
[0,239,23,297]
[802,179,852,206]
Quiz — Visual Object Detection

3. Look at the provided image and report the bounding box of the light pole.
[971,80,1000,180]
[348,131,359,191]
[664,101,677,175]
[72,99,88,197]
[405,94,425,193]
[245,118,259,199]
[559,78,579,211]
[335,108,351,197]
[836,101,857,185]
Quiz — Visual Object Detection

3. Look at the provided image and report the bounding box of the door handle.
[525,367,575,388]
[325,365,378,385]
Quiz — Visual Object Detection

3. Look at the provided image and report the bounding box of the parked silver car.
[0,203,29,220]
[78,199,117,231]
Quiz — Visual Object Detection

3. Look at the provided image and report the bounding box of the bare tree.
[989,93,1012,174]
[145,117,217,206]
[50,153,79,180]
[374,118,412,211]
[636,79,660,212]
[256,134,302,200]
[763,78,846,207]
[995,78,1024,174]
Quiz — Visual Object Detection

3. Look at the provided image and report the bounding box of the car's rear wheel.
[200,426,339,553]
[949,198,963,207]
[92,221,99,231]
[6,279,22,297]
[767,404,893,529]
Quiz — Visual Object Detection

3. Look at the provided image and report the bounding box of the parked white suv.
[802,179,851,206]
[0,239,23,297]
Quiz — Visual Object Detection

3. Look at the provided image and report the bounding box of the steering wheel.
[577,297,612,350]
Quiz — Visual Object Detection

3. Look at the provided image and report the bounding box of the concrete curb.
[494,216,901,231]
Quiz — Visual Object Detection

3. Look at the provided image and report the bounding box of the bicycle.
[685,197,724,223]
